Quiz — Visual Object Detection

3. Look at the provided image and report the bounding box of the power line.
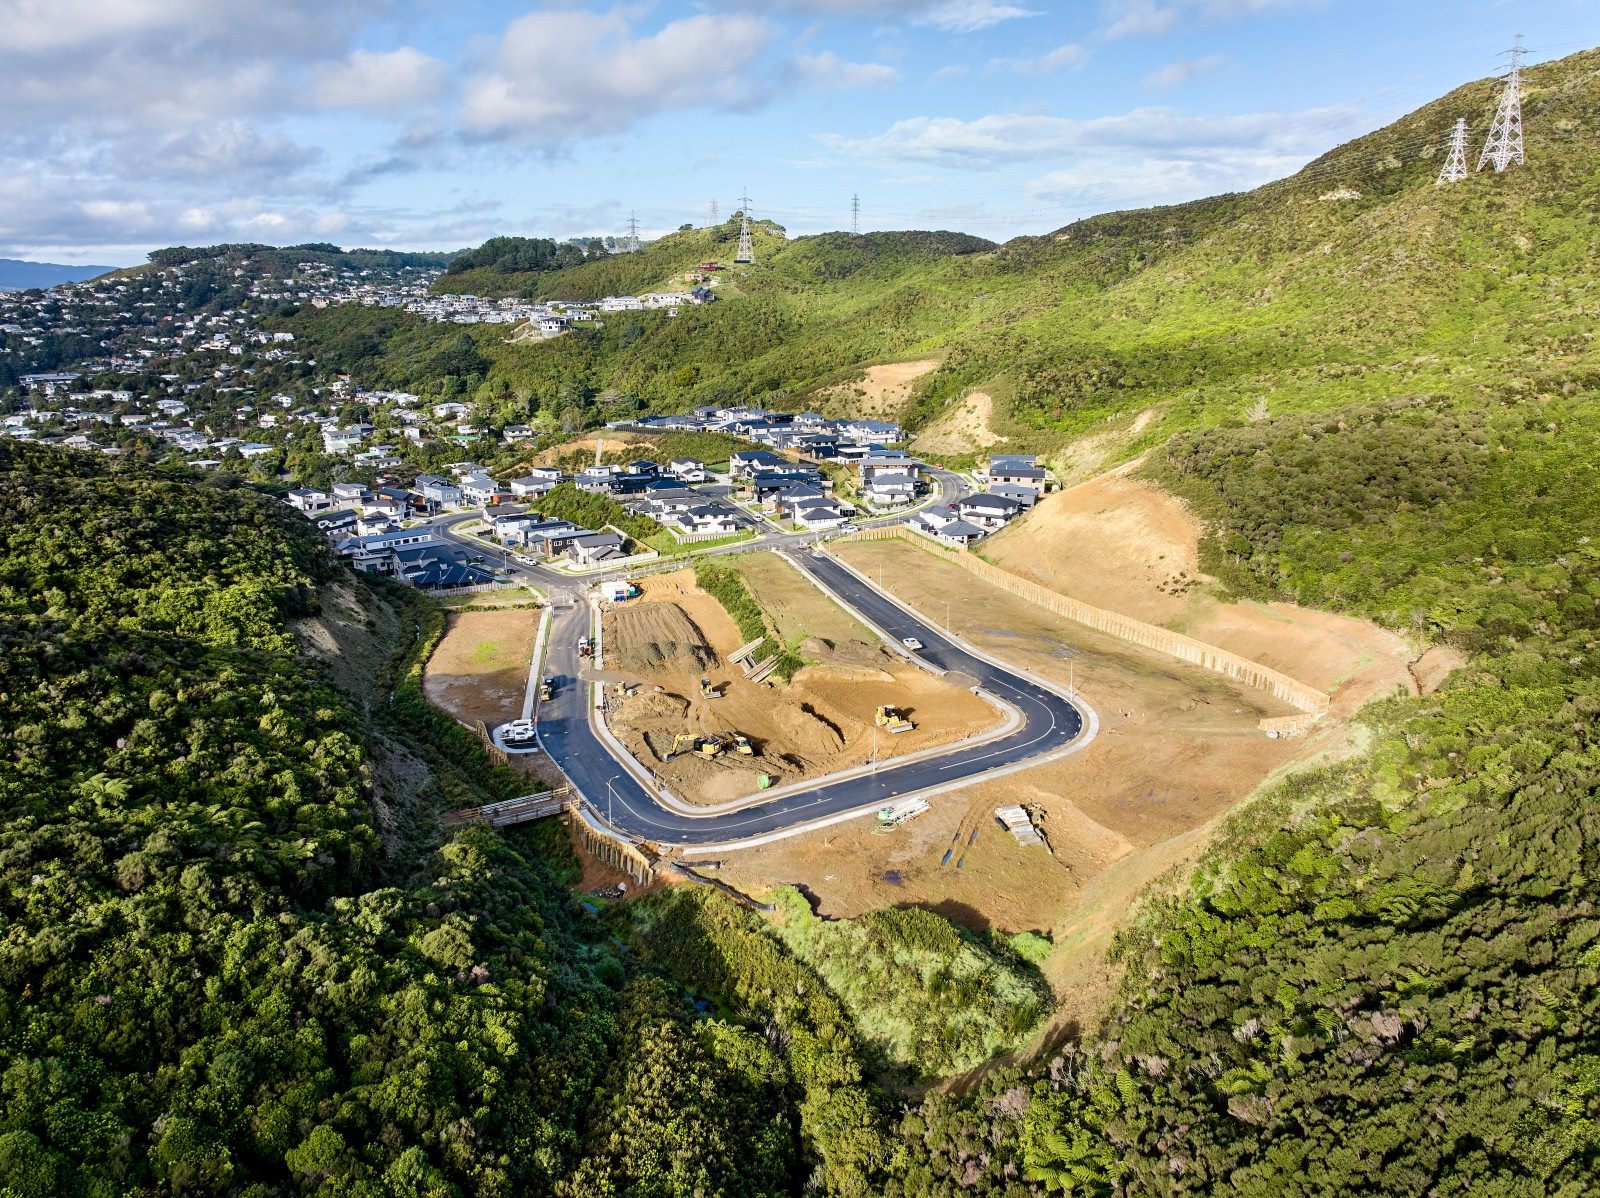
[1478,35,1527,172]
[851,193,860,236]
[734,190,754,264]
[706,199,718,229]
[625,211,640,253]
[1436,117,1470,185]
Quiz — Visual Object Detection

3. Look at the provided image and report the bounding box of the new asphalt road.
[532,547,1091,849]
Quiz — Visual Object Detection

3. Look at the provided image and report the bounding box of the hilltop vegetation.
[287,49,1600,462]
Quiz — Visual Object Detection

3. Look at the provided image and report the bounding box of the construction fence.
[839,526,1330,716]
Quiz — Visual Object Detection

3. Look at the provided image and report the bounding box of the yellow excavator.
[669,733,725,760]
[700,676,722,699]
[875,705,914,734]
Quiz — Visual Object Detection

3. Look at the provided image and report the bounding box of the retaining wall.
[840,527,1329,715]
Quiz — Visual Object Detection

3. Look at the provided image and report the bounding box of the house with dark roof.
[956,491,1025,529]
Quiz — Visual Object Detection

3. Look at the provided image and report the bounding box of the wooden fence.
[839,527,1330,715]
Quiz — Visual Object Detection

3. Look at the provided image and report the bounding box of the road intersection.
[425,465,1097,850]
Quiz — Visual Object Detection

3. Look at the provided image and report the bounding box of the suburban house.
[314,509,359,536]
[987,455,1048,491]
[911,509,986,548]
[335,526,438,572]
[509,468,563,497]
[861,469,918,508]
[416,474,462,508]
[956,492,1026,530]
[286,487,332,514]
[776,487,852,529]
[331,482,370,506]
[840,418,904,445]
[391,544,497,590]
[506,519,581,553]
[577,465,619,493]
[667,458,706,483]
[361,488,409,520]
[662,505,740,539]
[729,449,787,478]
[988,483,1039,508]
[566,532,628,565]
[460,472,501,508]
[321,425,367,454]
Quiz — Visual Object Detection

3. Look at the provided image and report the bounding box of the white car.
[901,637,923,650]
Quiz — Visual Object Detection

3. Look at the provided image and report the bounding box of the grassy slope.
[408,50,1600,457]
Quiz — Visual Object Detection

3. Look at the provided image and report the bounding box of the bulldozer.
[875,705,914,734]
[729,733,755,756]
[669,733,725,760]
[700,676,722,699]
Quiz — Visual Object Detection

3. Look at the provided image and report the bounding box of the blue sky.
[3,0,1598,264]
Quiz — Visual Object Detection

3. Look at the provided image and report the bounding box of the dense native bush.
[766,887,1051,1079]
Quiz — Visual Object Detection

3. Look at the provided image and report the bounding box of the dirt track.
[599,568,997,806]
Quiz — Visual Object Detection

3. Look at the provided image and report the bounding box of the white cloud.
[314,47,450,115]
[724,0,1038,31]
[988,42,1090,75]
[918,1,1040,31]
[819,104,1355,168]
[460,10,774,147]
[1103,0,1321,38]
[1145,53,1228,88]
[797,51,901,89]
[1104,0,1181,38]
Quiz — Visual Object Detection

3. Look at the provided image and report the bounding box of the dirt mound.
[606,603,716,674]
[773,703,846,757]
[620,688,690,723]
[796,636,896,683]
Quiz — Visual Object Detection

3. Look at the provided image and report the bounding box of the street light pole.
[606,775,620,826]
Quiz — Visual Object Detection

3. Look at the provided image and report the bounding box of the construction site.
[597,564,999,806]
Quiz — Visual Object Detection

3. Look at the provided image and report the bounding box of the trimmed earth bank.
[598,564,998,807]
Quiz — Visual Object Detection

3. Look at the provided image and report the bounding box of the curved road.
[533,550,1090,849]
[426,462,1092,848]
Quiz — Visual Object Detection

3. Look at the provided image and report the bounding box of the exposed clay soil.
[819,359,939,421]
[422,608,538,729]
[980,467,1418,716]
[599,567,997,807]
[717,536,1379,1030]
[913,390,1005,455]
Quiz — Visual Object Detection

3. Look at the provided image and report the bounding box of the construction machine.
[700,676,722,699]
[669,733,725,760]
[730,734,754,755]
[538,677,554,702]
[874,705,914,734]
[578,636,593,659]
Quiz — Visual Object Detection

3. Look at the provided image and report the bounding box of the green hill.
[289,47,1600,453]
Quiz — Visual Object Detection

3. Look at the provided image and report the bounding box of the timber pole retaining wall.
[839,527,1329,715]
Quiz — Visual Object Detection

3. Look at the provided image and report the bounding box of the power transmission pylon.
[734,191,754,264]
[851,193,860,235]
[1436,118,1470,185]
[707,199,718,229]
[626,212,640,253]
[1477,35,1527,173]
